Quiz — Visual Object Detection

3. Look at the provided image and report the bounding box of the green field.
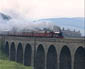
[0,39,32,69]
[0,60,32,69]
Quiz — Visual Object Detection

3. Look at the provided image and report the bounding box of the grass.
[0,39,32,69]
[0,60,32,69]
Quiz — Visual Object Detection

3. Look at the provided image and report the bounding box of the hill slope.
[37,17,85,36]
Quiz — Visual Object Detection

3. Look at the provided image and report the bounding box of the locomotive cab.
[52,26,63,38]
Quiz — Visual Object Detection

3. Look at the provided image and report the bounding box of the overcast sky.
[0,0,84,19]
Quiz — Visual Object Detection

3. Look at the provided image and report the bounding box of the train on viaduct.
[0,36,85,69]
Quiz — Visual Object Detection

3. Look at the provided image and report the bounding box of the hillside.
[37,17,85,36]
[0,12,11,20]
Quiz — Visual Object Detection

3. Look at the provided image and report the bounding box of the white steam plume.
[0,10,55,33]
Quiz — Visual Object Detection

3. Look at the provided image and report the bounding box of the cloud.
[0,0,84,19]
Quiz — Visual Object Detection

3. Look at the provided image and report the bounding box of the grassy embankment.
[0,39,32,69]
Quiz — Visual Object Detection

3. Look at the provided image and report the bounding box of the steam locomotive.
[0,25,81,38]
[6,30,63,38]
[1,26,64,38]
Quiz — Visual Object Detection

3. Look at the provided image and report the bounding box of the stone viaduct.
[1,36,85,69]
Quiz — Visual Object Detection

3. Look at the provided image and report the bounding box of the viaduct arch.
[35,44,45,69]
[74,47,85,69]
[24,44,32,66]
[10,42,16,61]
[47,45,57,69]
[59,46,71,69]
[3,36,85,69]
[5,41,9,56]
[16,43,23,64]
